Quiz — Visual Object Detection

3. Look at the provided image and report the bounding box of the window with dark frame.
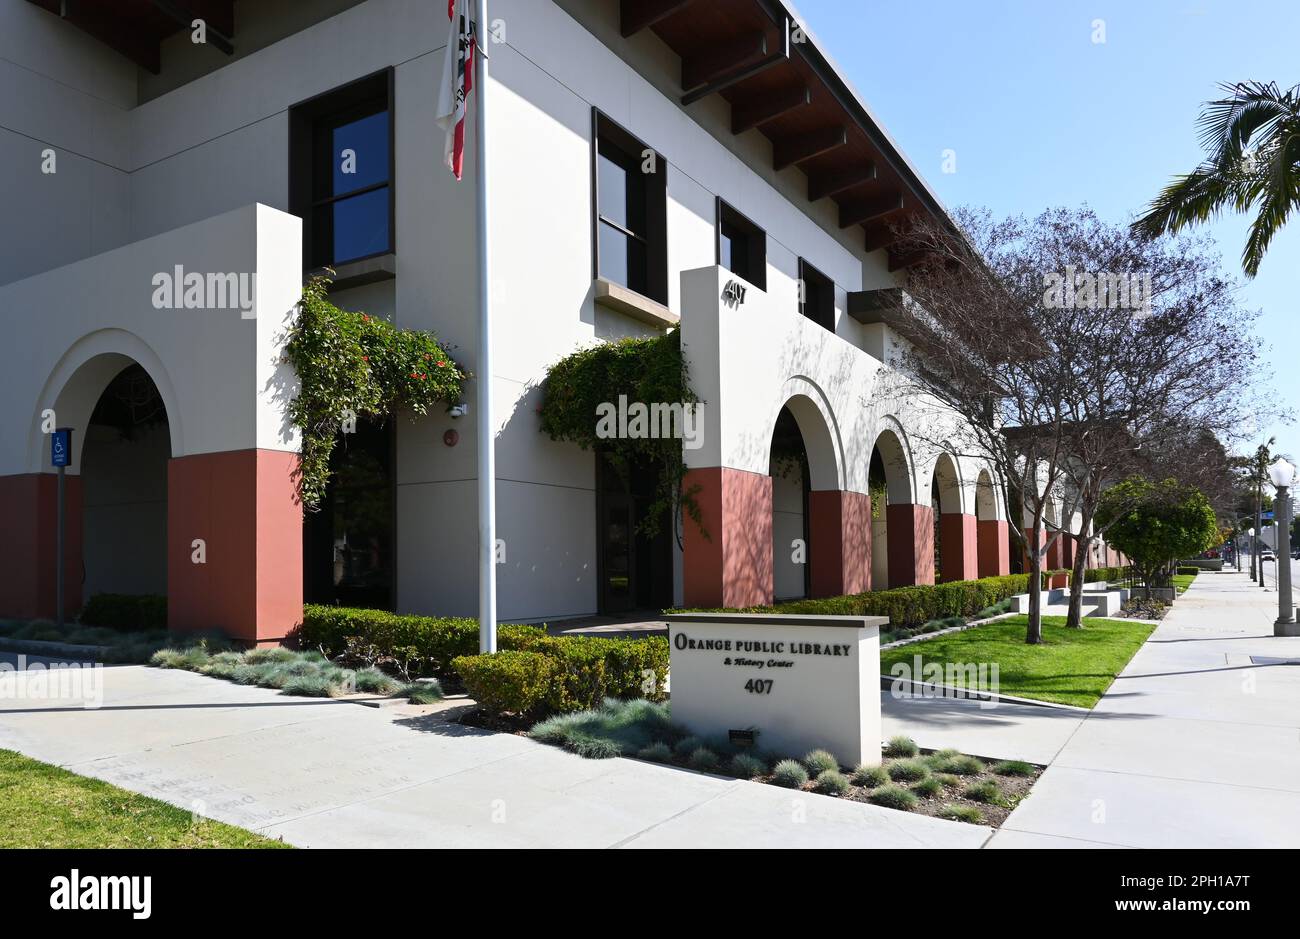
[592,110,668,304]
[717,199,767,291]
[799,258,835,332]
[290,70,394,270]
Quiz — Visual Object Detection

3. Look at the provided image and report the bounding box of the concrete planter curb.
[0,637,108,659]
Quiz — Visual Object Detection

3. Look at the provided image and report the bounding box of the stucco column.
[939,512,979,582]
[682,466,773,608]
[167,449,302,646]
[0,473,84,619]
[977,519,1010,577]
[886,503,935,587]
[809,489,872,597]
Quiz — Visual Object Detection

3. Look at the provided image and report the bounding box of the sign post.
[51,428,73,628]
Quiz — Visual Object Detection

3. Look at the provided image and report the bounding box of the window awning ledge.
[594,277,680,328]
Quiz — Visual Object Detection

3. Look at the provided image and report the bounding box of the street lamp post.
[1269,458,1298,636]
[1249,527,1258,587]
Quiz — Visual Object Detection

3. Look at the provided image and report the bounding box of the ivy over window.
[286,273,466,510]
[539,329,704,544]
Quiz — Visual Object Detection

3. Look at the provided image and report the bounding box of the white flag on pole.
[436,0,477,179]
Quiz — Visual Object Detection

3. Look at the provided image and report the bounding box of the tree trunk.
[1026,523,1044,644]
[1066,535,1089,629]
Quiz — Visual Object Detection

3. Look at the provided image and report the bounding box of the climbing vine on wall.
[285,273,466,510]
[539,328,704,544]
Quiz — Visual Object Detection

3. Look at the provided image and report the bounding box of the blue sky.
[797,0,1299,461]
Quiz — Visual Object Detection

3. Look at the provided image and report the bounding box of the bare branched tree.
[873,206,1265,643]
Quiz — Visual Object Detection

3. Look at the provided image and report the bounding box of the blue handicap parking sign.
[51,428,72,467]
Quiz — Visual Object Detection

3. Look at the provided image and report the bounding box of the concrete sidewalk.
[0,654,988,849]
[991,570,1300,848]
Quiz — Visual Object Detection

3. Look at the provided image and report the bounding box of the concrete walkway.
[0,652,987,849]
[990,569,1300,848]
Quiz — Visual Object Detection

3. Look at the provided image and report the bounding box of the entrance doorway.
[596,454,673,614]
[303,420,395,610]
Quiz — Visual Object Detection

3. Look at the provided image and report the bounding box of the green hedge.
[300,605,670,715]
[452,651,557,716]
[80,594,168,633]
[1083,566,1130,584]
[672,574,1035,630]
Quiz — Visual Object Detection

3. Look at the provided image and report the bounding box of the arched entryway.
[869,427,925,587]
[932,453,971,583]
[770,406,811,601]
[974,469,1010,577]
[82,364,171,600]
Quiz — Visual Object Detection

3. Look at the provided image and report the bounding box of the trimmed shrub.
[80,594,168,632]
[883,735,919,758]
[729,753,767,780]
[771,759,809,789]
[850,764,888,788]
[803,749,840,774]
[451,651,557,716]
[887,759,930,783]
[868,785,918,810]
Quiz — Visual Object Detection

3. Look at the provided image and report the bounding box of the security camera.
[449,404,469,419]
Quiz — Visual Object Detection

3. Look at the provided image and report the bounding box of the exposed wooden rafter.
[620,0,695,38]
[731,83,810,134]
[808,162,876,202]
[772,125,848,172]
[680,16,791,106]
[888,249,927,273]
[838,190,903,229]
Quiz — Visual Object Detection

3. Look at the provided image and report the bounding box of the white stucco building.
[1,0,1098,644]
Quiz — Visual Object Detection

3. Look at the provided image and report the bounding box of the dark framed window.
[717,199,767,290]
[290,69,395,269]
[592,109,668,304]
[798,258,835,331]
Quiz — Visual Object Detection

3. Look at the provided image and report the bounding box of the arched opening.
[82,363,171,601]
[974,469,1009,578]
[770,406,811,601]
[931,453,961,582]
[868,428,912,588]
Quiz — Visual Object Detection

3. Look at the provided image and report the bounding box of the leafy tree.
[1095,478,1219,593]
[1133,81,1300,277]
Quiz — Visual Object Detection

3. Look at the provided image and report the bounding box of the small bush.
[452,651,557,716]
[729,753,767,780]
[638,742,673,763]
[939,804,983,824]
[992,759,1035,777]
[771,759,809,789]
[150,646,211,671]
[883,735,919,758]
[673,735,705,757]
[963,780,1004,805]
[911,777,943,799]
[850,764,888,788]
[353,667,401,695]
[887,759,930,782]
[937,773,963,789]
[244,647,297,665]
[566,735,622,760]
[929,753,985,776]
[80,594,167,632]
[868,785,918,811]
[813,770,850,796]
[687,747,721,772]
[804,749,839,774]
[405,680,444,704]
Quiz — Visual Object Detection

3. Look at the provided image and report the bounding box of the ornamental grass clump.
[771,760,809,789]
[963,780,1004,805]
[939,804,983,824]
[687,747,721,773]
[728,753,767,780]
[887,759,930,783]
[404,680,444,704]
[911,777,943,799]
[638,742,673,763]
[868,785,918,811]
[813,770,850,796]
[883,735,919,758]
[992,759,1035,777]
[355,667,402,696]
[803,749,840,775]
[929,752,985,776]
[850,764,888,788]
[528,698,685,758]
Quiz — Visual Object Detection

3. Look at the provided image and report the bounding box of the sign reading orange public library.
[664,613,886,767]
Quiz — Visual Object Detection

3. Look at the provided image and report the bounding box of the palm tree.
[1133,81,1300,277]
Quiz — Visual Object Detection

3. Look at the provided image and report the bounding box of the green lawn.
[880,615,1156,709]
[1173,573,1197,594]
[0,749,290,848]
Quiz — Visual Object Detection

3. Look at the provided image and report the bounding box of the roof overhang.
[620,0,955,262]
[26,0,235,74]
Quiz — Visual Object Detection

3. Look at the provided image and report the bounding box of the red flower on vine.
[436,360,447,368]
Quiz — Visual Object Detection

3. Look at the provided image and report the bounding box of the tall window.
[799,258,835,331]
[592,110,667,303]
[290,70,394,269]
[717,199,767,290]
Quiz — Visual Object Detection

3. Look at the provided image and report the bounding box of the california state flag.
[436,0,476,179]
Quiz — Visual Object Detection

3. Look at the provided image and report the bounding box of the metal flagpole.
[475,0,497,653]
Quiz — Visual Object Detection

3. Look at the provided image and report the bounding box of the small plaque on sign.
[729,729,757,748]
